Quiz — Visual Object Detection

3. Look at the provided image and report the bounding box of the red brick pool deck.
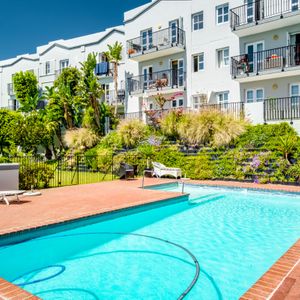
[0,179,299,299]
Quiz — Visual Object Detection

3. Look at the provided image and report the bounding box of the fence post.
[76,155,79,185]
[58,157,61,187]
[111,152,114,181]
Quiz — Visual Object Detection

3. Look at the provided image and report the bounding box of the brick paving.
[0,179,299,299]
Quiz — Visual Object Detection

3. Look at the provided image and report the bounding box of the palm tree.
[105,42,123,115]
[78,53,103,130]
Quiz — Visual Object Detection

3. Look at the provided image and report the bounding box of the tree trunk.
[64,102,73,129]
[114,63,118,116]
[91,95,101,129]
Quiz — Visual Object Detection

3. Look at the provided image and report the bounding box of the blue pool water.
[0,183,300,299]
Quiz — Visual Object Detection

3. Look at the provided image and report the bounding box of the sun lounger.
[0,190,25,205]
[152,162,182,179]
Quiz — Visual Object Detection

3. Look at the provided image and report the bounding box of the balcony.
[127,69,186,96]
[231,45,300,82]
[264,96,300,122]
[127,27,185,62]
[230,0,300,36]
[95,62,113,77]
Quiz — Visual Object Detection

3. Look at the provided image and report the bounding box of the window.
[292,0,299,12]
[216,3,229,24]
[7,83,14,95]
[172,98,184,108]
[45,61,51,75]
[192,12,203,31]
[193,53,204,72]
[60,59,69,70]
[290,84,300,107]
[192,95,200,109]
[246,88,264,103]
[217,91,229,104]
[217,47,229,67]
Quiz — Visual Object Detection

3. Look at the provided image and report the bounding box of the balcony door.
[142,66,153,90]
[141,29,153,51]
[289,33,300,66]
[246,41,264,73]
[245,0,263,23]
[290,83,300,109]
[169,19,179,44]
[171,59,184,87]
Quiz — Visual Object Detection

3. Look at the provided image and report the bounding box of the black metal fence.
[230,0,300,30]
[264,97,300,122]
[10,155,116,190]
[127,26,185,57]
[231,45,300,78]
[128,69,186,94]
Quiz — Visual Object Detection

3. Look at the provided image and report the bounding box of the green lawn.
[48,170,116,187]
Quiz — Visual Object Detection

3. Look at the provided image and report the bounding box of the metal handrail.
[264,96,300,122]
[128,69,186,94]
[127,26,185,57]
[230,0,300,30]
[231,44,300,77]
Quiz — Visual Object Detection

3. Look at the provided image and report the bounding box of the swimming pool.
[0,183,300,299]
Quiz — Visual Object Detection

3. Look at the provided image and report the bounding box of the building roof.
[0,25,124,67]
[37,25,125,55]
[0,53,39,68]
[124,0,191,23]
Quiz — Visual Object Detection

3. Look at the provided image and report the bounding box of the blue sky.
[0,0,150,60]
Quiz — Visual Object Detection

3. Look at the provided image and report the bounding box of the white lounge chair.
[0,190,25,205]
[152,162,182,179]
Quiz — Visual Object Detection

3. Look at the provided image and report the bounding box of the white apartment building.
[124,0,300,129]
[1,0,300,129]
[0,26,126,110]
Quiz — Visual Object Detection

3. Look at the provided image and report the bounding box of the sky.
[0,0,150,60]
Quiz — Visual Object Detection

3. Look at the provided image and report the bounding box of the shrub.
[177,110,247,147]
[19,160,55,189]
[117,119,149,149]
[98,131,123,150]
[160,110,183,140]
[182,154,214,180]
[64,128,99,152]
[235,122,297,149]
[153,146,184,168]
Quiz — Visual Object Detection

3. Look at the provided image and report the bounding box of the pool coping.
[240,239,300,300]
[1,180,300,299]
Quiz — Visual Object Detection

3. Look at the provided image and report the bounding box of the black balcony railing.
[231,0,300,30]
[128,69,186,94]
[264,97,300,122]
[231,44,300,78]
[127,27,185,57]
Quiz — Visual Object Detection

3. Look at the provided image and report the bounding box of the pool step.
[189,193,225,205]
